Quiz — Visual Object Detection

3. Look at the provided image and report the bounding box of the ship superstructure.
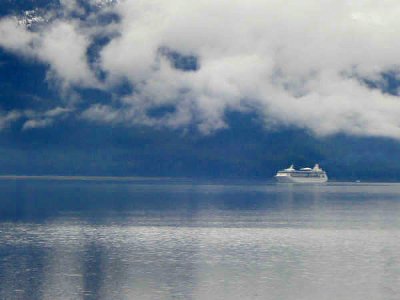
[274,164,328,183]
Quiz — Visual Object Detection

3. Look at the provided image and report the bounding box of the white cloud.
[0,107,71,131]
[0,17,98,89]
[59,0,82,14]
[81,104,120,123]
[22,106,72,130]
[3,0,400,137]
[22,118,53,130]
[0,111,21,129]
[38,21,98,88]
[0,17,37,55]
[44,107,72,118]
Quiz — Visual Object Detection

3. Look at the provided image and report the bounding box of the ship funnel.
[285,164,295,171]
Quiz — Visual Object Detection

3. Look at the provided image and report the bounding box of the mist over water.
[1,179,400,299]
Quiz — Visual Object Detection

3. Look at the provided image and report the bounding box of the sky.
[1,0,400,178]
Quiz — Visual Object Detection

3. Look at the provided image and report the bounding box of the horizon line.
[0,175,172,181]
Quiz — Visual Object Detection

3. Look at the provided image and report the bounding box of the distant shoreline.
[0,175,399,184]
[0,175,171,181]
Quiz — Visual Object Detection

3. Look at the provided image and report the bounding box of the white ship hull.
[275,174,328,183]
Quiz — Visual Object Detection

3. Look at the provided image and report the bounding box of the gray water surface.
[0,179,400,299]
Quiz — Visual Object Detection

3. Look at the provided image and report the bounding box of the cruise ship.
[274,164,328,183]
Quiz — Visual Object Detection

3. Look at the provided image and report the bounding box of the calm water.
[1,179,400,300]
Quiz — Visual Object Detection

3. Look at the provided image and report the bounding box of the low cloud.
[0,111,22,130]
[22,106,72,130]
[22,118,53,130]
[2,0,400,137]
[0,107,71,131]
